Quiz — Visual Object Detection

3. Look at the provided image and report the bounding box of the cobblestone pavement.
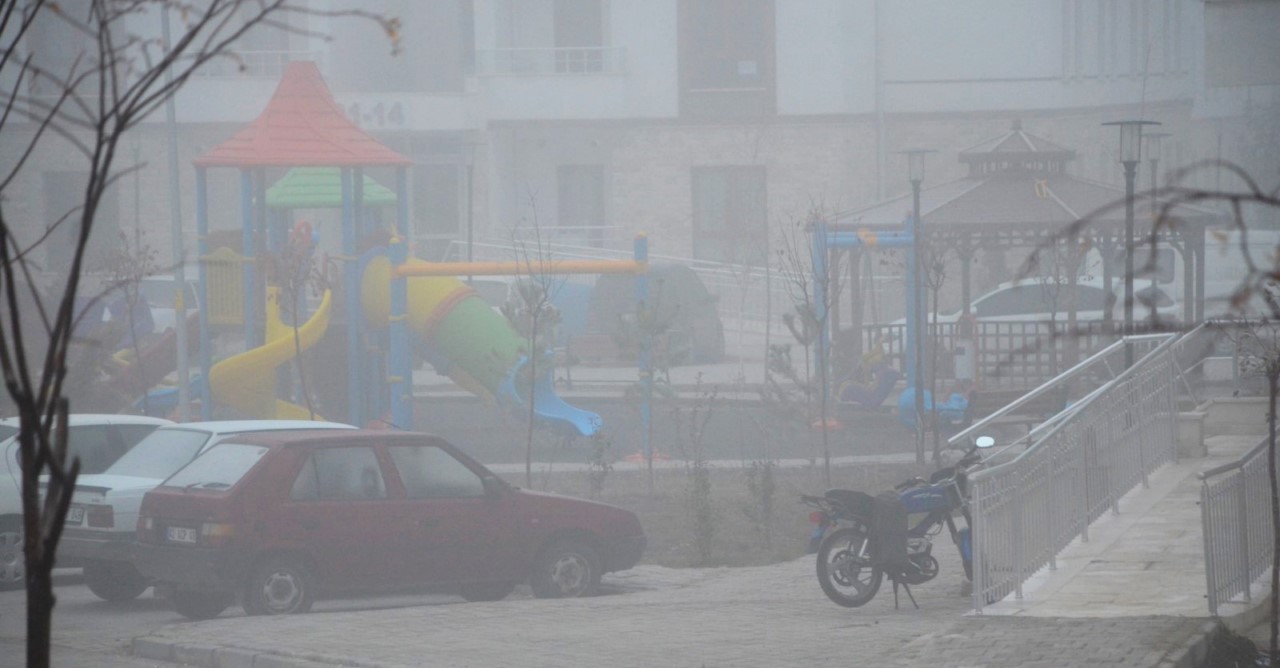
[133,549,1207,668]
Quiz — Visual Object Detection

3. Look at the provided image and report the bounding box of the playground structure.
[187,62,650,439]
[810,219,969,432]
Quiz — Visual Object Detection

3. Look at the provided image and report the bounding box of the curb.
[1157,619,1221,668]
[132,637,391,668]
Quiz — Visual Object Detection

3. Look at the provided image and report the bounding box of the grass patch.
[519,460,933,569]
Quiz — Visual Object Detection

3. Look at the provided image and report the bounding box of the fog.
[1,1,1279,664]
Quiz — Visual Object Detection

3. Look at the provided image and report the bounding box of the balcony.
[475,47,626,76]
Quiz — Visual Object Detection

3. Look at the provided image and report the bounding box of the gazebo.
[825,121,1220,381]
[191,61,412,424]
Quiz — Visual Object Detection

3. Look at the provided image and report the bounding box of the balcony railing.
[474,47,626,76]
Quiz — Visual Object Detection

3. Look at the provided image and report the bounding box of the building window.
[482,0,616,75]
[42,171,118,273]
[679,0,774,117]
[557,165,605,247]
[554,0,605,73]
[691,166,766,264]
[413,164,463,252]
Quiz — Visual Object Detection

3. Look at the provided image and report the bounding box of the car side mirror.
[481,475,505,499]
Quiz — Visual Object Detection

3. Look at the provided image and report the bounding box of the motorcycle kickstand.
[892,578,919,610]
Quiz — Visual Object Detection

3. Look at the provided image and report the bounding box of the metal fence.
[438,238,1180,387]
[965,331,1186,612]
[1201,435,1276,615]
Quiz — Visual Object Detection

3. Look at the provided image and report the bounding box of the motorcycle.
[801,436,995,608]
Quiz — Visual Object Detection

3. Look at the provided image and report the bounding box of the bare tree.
[508,193,564,488]
[100,228,160,414]
[0,3,396,664]
[270,224,329,420]
[919,235,949,461]
[774,208,842,487]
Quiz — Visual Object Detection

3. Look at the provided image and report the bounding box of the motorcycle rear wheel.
[816,526,882,607]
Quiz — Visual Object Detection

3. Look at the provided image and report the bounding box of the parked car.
[0,414,172,590]
[591,263,725,364]
[134,275,200,333]
[60,420,354,602]
[894,278,1181,325]
[133,430,646,619]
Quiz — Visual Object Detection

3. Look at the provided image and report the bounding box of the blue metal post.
[389,167,412,430]
[240,170,258,348]
[341,168,364,426]
[195,167,212,420]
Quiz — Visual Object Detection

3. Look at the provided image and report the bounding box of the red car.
[133,430,645,619]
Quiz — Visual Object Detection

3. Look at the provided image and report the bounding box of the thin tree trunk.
[291,295,315,420]
[525,324,537,488]
[819,340,831,488]
[27,558,54,668]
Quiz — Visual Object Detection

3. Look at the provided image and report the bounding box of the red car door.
[267,445,397,591]
[384,441,519,585]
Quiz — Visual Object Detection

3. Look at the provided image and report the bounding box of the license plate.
[66,506,84,525]
[165,526,198,545]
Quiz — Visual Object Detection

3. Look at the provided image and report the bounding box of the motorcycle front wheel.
[815,526,882,607]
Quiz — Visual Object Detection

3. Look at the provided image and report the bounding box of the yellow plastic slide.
[208,288,331,420]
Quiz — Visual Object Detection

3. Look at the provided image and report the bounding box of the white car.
[60,419,355,602]
[895,278,1181,325]
[0,414,172,590]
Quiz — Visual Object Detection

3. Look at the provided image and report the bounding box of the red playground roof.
[194,61,410,168]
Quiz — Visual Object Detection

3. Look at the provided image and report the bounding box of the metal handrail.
[948,338,1127,446]
[1201,433,1274,615]
[968,330,1184,612]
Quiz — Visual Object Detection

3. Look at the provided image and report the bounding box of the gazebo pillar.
[960,244,974,317]
[848,248,863,364]
[1099,235,1117,335]
[1194,229,1206,322]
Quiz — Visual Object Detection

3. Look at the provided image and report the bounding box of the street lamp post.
[903,148,934,463]
[1103,120,1160,368]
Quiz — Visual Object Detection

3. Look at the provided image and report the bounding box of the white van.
[1199,228,1280,316]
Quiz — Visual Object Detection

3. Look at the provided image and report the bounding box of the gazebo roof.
[959,120,1076,173]
[266,167,397,208]
[194,62,411,168]
[832,122,1221,239]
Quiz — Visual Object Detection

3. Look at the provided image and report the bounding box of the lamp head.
[1103,120,1161,164]
[901,148,936,184]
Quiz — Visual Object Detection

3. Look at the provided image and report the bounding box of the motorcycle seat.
[824,488,876,520]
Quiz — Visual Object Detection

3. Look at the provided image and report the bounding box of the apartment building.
[3,0,1275,272]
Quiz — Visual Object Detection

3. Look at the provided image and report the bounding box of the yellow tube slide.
[208,288,331,420]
